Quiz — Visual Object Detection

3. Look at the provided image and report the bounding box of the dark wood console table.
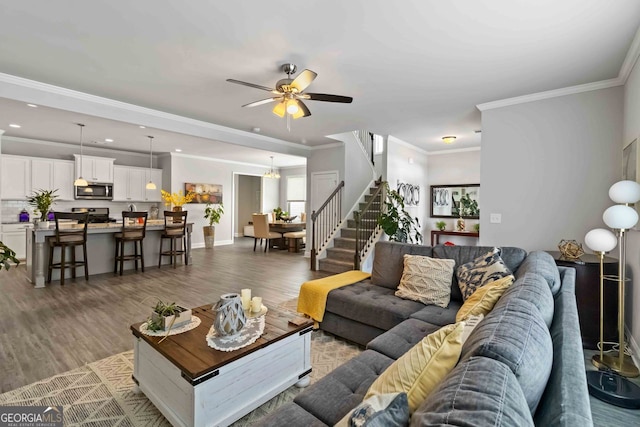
[546,251,618,350]
[430,230,479,246]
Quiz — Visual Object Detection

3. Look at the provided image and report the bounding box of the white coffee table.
[131,305,314,427]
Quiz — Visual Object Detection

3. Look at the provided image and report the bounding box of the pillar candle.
[241,289,251,310]
[251,296,262,313]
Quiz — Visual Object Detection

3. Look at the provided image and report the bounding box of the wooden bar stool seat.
[159,210,188,268]
[47,212,89,286]
[114,211,148,275]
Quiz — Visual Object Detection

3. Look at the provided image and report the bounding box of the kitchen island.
[26,221,193,288]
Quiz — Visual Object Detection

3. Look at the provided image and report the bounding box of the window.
[373,134,384,155]
[287,175,306,218]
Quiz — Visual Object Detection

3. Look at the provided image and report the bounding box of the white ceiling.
[0,0,638,162]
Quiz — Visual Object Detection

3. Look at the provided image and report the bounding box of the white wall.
[623,55,640,352]
[386,136,429,240]
[307,145,346,213]
[480,87,623,250]
[169,153,277,247]
[427,149,481,244]
[342,133,377,215]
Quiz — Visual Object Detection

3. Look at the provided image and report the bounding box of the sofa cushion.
[515,250,561,296]
[367,318,441,360]
[371,242,433,289]
[409,300,462,326]
[432,245,527,302]
[411,356,534,427]
[326,282,425,331]
[365,322,464,413]
[252,402,327,427]
[497,272,554,328]
[335,392,410,427]
[294,349,394,426]
[396,255,455,308]
[460,298,552,415]
[456,248,513,300]
[456,275,514,322]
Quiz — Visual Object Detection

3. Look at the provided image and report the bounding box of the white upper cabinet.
[52,160,75,200]
[1,155,30,199]
[30,159,54,191]
[113,166,160,202]
[74,155,115,183]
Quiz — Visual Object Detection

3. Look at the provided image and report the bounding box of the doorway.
[234,174,262,238]
[310,171,340,214]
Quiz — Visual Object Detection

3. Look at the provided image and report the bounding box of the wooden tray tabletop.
[131,305,313,382]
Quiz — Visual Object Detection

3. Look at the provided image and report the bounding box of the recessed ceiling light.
[139,125,146,129]
[175,148,182,152]
[9,124,21,128]
[252,127,261,133]
[27,103,38,108]
[301,138,307,144]
[105,138,114,142]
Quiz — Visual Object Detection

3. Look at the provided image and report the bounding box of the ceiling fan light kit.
[227,63,353,128]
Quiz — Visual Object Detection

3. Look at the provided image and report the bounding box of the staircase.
[318,186,382,274]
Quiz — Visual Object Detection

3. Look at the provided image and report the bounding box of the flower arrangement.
[161,190,196,207]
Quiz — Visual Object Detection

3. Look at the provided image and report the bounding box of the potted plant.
[272,207,289,221]
[377,182,423,244]
[435,221,446,231]
[27,189,59,228]
[203,203,224,249]
[147,300,192,332]
[0,241,20,270]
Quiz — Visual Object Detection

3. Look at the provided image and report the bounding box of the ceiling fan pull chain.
[287,113,291,132]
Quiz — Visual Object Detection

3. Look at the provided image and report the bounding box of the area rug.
[0,330,362,426]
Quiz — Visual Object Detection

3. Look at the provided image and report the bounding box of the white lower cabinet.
[1,224,33,260]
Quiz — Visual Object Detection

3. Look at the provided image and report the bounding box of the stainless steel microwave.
[74,182,113,200]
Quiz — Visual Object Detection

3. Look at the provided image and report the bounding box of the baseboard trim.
[192,239,233,249]
[626,325,640,370]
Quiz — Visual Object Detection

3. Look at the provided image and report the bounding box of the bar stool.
[47,212,89,286]
[114,211,147,275]
[159,210,188,268]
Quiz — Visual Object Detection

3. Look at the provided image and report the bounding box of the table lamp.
[584,180,640,409]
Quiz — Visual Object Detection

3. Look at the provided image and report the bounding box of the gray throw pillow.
[456,247,512,301]
[334,392,409,427]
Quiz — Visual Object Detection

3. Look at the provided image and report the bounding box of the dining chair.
[252,213,282,252]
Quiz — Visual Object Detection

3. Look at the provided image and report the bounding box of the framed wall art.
[430,184,480,219]
[184,183,223,204]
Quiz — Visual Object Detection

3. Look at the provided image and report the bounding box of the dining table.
[269,221,306,250]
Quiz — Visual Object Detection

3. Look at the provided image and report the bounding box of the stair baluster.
[310,181,345,271]
[354,181,385,270]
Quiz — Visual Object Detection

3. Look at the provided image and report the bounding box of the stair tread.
[327,247,353,253]
[320,258,353,266]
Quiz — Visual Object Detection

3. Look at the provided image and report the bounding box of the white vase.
[212,293,247,336]
[37,220,50,229]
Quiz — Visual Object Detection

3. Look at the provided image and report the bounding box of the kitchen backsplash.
[1,200,163,223]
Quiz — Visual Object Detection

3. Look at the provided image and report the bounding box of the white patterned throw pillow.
[456,248,512,301]
[395,255,455,308]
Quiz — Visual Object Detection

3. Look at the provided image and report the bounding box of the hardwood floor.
[0,238,328,393]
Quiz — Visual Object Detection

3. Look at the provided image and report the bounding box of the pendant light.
[145,135,156,190]
[74,123,88,187]
[264,156,280,179]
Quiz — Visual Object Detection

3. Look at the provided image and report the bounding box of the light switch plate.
[490,213,502,224]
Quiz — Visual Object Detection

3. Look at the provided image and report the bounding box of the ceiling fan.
[226,63,353,119]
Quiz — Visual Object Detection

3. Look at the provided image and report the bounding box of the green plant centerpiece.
[435,221,446,231]
[27,189,59,221]
[146,300,192,333]
[378,182,423,244]
[204,203,224,226]
[473,223,480,233]
[272,207,289,221]
[0,241,20,270]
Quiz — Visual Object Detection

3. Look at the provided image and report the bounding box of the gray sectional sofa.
[256,242,592,426]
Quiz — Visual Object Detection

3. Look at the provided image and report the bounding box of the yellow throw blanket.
[297,270,372,323]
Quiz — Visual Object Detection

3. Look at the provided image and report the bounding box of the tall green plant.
[204,203,224,226]
[378,183,423,244]
[27,189,59,221]
[0,241,20,270]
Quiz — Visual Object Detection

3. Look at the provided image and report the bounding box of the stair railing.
[311,180,345,271]
[354,130,375,166]
[354,180,385,270]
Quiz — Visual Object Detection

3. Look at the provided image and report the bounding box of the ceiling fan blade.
[226,78,275,92]
[290,69,317,93]
[292,100,311,119]
[272,101,286,118]
[303,93,353,103]
[242,97,281,108]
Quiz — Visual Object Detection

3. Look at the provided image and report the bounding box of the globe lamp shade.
[603,205,639,230]
[609,180,640,204]
[584,228,617,253]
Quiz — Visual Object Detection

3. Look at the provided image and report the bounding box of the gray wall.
[623,55,640,354]
[480,86,623,250]
[279,166,306,209]
[307,145,346,213]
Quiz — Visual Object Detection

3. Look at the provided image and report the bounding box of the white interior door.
[311,171,339,213]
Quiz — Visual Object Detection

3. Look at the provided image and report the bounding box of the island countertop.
[26,222,193,288]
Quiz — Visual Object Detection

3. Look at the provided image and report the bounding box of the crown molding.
[476,78,623,111]
[620,24,640,84]
[1,135,151,159]
[0,72,311,157]
[309,142,344,150]
[427,146,481,156]
[388,135,429,155]
[168,151,297,169]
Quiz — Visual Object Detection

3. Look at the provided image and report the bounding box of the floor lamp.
[584,180,640,408]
